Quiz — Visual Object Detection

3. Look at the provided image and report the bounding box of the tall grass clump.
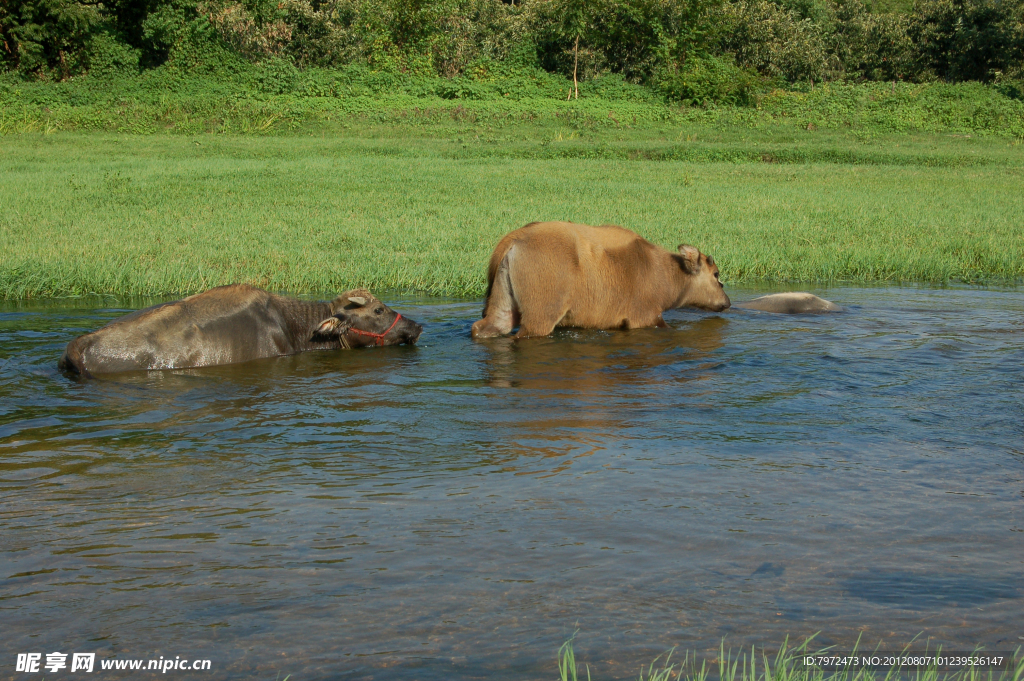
[560,633,592,681]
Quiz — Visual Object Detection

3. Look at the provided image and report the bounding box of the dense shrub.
[529,0,728,84]
[721,0,836,82]
[829,2,920,81]
[654,55,762,105]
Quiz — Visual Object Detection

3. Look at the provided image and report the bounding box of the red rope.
[345,313,403,346]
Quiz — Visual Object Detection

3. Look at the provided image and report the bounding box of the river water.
[1,287,1022,679]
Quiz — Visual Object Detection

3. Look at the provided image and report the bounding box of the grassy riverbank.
[3,74,1024,140]
[2,128,1022,299]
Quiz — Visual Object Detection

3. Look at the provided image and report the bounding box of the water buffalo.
[734,292,841,314]
[471,221,730,338]
[58,284,422,376]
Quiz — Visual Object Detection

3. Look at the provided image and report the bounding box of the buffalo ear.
[311,314,351,340]
[676,244,702,274]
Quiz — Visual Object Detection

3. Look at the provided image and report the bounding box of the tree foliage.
[1,0,102,76]
[1,0,1022,98]
[910,0,1024,81]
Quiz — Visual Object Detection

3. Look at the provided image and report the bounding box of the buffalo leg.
[471,255,517,338]
[515,306,568,338]
[513,283,570,339]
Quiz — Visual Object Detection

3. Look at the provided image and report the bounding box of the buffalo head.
[313,289,422,347]
[676,244,731,312]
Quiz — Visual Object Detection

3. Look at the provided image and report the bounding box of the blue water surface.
[1,286,1022,679]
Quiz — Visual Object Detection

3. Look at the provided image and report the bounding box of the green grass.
[558,636,1024,681]
[1,128,1022,299]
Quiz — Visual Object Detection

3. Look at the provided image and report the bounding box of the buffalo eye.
[375,307,384,315]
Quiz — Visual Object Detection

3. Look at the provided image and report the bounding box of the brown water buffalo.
[58,284,422,376]
[734,292,842,314]
[471,221,730,339]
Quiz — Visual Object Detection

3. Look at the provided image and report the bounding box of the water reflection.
[480,316,726,391]
[471,318,729,475]
[1,288,1023,679]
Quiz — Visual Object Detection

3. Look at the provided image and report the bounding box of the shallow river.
[1,287,1022,679]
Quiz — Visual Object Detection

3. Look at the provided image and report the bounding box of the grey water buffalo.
[471,221,730,338]
[734,292,842,314]
[58,284,422,376]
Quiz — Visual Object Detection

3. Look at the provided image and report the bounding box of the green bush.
[86,32,141,76]
[720,0,836,83]
[255,55,299,94]
[826,0,922,82]
[995,78,1024,101]
[654,55,762,105]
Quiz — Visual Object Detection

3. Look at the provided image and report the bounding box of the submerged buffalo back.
[734,292,842,314]
[60,285,338,375]
[59,284,423,376]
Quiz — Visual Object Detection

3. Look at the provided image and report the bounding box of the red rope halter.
[345,313,403,346]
